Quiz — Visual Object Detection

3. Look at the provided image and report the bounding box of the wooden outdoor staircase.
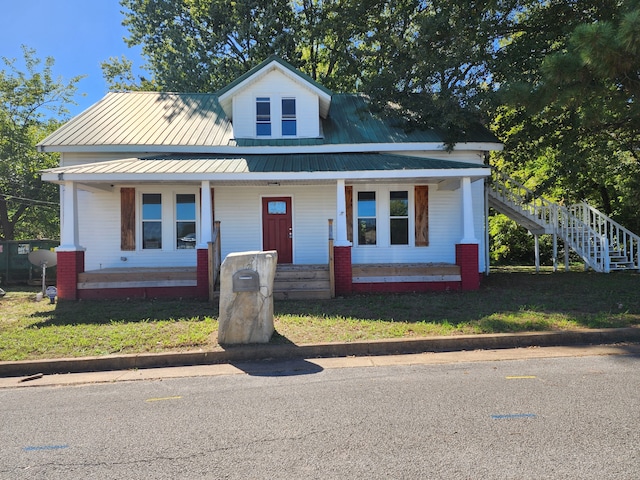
[488,170,640,272]
[273,264,331,300]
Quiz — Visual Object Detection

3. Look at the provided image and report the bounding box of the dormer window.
[218,56,332,139]
[282,98,296,136]
[256,97,271,136]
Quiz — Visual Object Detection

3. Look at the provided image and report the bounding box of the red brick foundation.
[56,250,85,300]
[456,243,480,290]
[352,281,461,294]
[196,248,209,299]
[334,246,353,296]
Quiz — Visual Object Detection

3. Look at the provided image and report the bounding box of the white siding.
[351,180,486,271]
[215,185,335,264]
[291,186,336,264]
[78,184,200,271]
[77,181,484,272]
[77,189,120,270]
[231,69,320,138]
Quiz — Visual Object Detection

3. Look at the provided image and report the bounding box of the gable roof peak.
[217,55,333,119]
[217,55,332,98]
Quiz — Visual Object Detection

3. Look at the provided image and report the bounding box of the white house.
[38,56,502,300]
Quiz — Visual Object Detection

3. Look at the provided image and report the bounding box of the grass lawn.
[1,267,639,361]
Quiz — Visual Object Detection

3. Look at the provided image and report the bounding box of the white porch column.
[461,176,478,244]
[58,181,80,250]
[198,180,213,249]
[335,179,352,247]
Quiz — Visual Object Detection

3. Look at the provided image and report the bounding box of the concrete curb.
[1,327,639,378]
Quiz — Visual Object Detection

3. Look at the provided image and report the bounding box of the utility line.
[0,193,59,206]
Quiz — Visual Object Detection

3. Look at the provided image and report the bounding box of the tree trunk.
[598,185,613,216]
[0,198,15,240]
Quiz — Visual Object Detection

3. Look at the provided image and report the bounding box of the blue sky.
[1,0,145,117]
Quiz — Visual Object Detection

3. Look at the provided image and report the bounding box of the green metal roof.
[38,87,499,150]
[43,153,484,175]
[37,55,501,151]
[236,94,498,146]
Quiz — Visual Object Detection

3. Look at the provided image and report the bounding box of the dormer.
[217,56,332,140]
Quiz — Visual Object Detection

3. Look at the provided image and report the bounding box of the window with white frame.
[176,194,196,249]
[142,193,162,249]
[353,188,417,248]
[281,98,296,136]
[256,97,271,136]
[357,191,377,245]
[135,191,199,251]
[390,191,409,245]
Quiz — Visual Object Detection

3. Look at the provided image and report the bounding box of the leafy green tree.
[116,0,300,92]
[100,55,157,91]
[494,1,638,214]
[488,1,640,261]
[360,0,526,146]
[0,46,82,240]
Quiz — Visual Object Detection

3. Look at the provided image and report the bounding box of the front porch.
[53,169,485,301]
[73,262,468,300]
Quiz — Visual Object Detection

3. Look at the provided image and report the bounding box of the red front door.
[262,196,293,264]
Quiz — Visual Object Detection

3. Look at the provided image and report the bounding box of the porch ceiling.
[42,153,490,186]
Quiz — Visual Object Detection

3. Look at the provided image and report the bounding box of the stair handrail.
[568,202,640,269]
[489,170,557,231]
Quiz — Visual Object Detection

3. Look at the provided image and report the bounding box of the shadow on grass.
[19,270,640,335]
[28,297,219,328]
[272,270,640,332]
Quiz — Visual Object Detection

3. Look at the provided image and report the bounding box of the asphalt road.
[1,352,639,479]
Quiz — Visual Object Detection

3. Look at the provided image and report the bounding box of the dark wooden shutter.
[415,185,429,247]
[345,185,353,243]
[121,187,136,251]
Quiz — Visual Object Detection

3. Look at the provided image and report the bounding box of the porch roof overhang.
[41,153,491,186]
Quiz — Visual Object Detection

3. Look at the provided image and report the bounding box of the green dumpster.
[0,240,59,285]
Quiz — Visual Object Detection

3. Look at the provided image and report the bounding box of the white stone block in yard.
[218,250,278,344]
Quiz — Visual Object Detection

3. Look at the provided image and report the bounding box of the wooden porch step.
[274,264,331,300]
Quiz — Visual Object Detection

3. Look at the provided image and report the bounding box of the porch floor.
[76,263,461,298]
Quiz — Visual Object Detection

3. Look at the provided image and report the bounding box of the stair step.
[274,279,330,291]
[610,262,635,269]
[274,290,331,300]
[273,265,331,300]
